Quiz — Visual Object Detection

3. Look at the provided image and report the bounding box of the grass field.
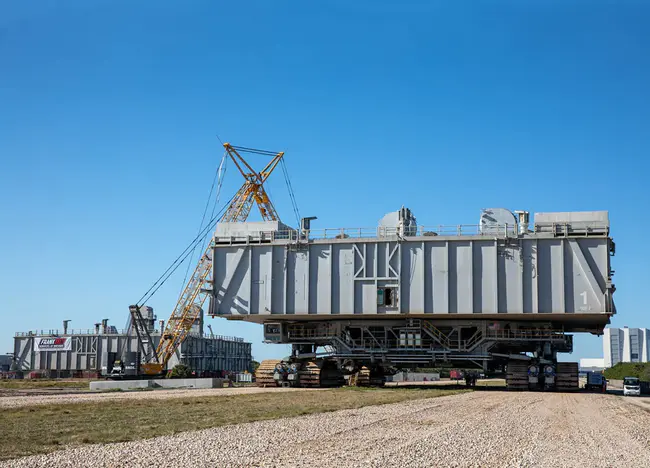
[0,387,464,461]
[0,379,90,390]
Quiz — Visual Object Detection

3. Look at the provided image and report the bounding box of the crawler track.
[555,362,579,391]
[506,361,529,390]
[255,360,281,387]
[298,361,344,388]
[356,367,370,387]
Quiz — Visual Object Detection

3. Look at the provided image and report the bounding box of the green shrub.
[169,364,192,379]
[603,362,650,381]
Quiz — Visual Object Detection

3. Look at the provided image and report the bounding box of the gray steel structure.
[13,329,252,378]
[209,209,615,370]
[0,355,12,372]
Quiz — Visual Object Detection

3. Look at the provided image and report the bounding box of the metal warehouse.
[12,308,251,378]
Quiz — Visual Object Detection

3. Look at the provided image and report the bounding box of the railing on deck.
[483,329,568,341]
[214,221,609,243]
[16,330,245,342]
[216,224,515,243]
[200,333,245,342]
[15,329,129,337]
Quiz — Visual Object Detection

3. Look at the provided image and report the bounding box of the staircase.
[464,329,484,350]
[421,321,451,349]
[421,321,484,352]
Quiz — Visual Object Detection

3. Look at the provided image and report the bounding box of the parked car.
[623,376,641,396]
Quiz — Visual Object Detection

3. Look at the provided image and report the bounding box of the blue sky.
[1,1,649,363]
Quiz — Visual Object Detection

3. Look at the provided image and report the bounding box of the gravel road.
[5,391,650,467]
[0,386,319,409]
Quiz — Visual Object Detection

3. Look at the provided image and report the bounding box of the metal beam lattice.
[153,239,215,372]
[220,143,284,223]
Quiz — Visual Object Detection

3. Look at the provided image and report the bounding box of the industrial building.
[603,327,650,367]
[12,308,252,378]
[578,358,606,372]
[0,355,12,372]
[579,327,650,371]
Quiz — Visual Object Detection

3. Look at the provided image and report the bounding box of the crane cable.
[119,195,233,360]
[136,142,296,307]
[177,149,229,302]
[202,148,228,250]
[135,192,236,307]
[280,158,300,227]
[122,147,229,357]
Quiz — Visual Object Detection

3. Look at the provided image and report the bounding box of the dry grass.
[0,379,90,390]
[0,387,464,461]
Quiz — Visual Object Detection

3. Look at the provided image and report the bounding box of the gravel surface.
[622,395,650,412]
[5,391,650,467]
[0,386,319,408]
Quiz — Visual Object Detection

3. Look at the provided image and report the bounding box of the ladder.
[421,321,451,349]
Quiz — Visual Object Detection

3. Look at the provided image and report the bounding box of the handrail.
[464,330,484,350]
[15,330,246,343]
[421,321,451,348]
[287,323,337,339]
[214,222,609,243]
[15,329,129,337]
[484,329,567,340]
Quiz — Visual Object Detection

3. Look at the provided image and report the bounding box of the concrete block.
[390,372,441,382]
[90,380,151,391]
[90,378,224,391]
[150,378,224,389]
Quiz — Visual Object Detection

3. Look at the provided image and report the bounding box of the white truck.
[623,376,641,396]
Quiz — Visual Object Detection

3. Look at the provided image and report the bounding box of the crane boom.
[139,238,215,375]
[220,143,284,222]
[133,143,286,376]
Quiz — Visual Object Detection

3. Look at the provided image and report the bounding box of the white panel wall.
[213,236,612,318]
[603,328,650,368]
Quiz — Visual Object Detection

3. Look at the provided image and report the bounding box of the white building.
[579,358,605,372]
[603,327,650,367]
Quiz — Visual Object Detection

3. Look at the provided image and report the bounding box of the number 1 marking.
[580,291,587,305]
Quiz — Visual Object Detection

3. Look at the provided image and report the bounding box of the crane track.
[299,361,345,388]
[255,360,346,388]
[555,362,579,392]
[506,360,579,391]
[255,360,281,387]
[506,361,529,390]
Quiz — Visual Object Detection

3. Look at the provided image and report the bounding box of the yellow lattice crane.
[220,143,284,222]
[131,143,285,376]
